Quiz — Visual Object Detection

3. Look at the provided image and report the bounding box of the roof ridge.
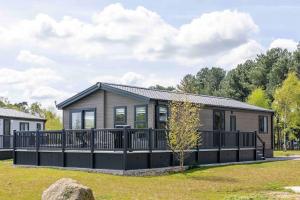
[101,82,238,101]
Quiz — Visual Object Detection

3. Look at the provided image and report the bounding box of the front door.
[3,119,11,148]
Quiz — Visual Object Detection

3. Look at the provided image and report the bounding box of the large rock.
[42,178,95,200]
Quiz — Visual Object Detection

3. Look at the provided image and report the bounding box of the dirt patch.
[267,191,300,200]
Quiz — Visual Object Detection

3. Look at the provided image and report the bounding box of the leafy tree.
[30,102,45,117]
[272,72,300,150]
[220,61,253,101]
[168,100,200,171]
[44,109,63,130]
[195,67,226,95]
[247,88,271,109]
[291,47,300,78]
[177,67,225,96]
[177,74,197,93]
[148,85,175,91]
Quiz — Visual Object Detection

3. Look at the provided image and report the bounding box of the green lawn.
[1,160,300,200]
[274,150,300,157]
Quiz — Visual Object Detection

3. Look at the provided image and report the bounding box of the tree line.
[151,46,300,149]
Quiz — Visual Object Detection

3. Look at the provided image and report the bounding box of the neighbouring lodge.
[0,107,45,159]
[13,82,274,171]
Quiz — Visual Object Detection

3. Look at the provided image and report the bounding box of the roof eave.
[57,82,150,110]
[57,83,101,109]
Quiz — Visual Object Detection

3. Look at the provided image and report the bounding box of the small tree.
[168,99,201,171]
[272,72,300,150]
[247,88,271,109]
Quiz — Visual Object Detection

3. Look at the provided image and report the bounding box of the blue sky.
[0,0,299,109]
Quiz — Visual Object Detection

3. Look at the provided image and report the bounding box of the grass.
[274,150,300,157]
[0,160,300,200]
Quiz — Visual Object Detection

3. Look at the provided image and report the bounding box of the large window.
[259,116,268,133]
[71,109,95,129]
[135,105,148,128]
[71,112,82,129]
[157,105,168,129]
[20,122,29,131]
[114,107,127,127]
[213,110,225,131]
[230,115,236,131]
[84,111,95,129]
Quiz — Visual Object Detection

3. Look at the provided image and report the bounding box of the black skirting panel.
[94,153,123,170]
[151,152,171,168]
[239,150,255,161]
[14,149,268,170]
[198,151,219,164]
[220,150,237,163]
[65,152,90,168]
[40,152,63,167]
[15,151,36,165]
[0,150,12,160]
[265,149,273,158]
[127,153,148,170]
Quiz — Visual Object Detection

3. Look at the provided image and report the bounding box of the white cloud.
[269,38,298,51]
[91,72,177,87]
[0,4,260,66]
[217,40,264,68]
[17,50,55,65]
[0,67,68,106]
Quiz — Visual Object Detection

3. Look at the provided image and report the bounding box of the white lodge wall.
[10,120,44,134]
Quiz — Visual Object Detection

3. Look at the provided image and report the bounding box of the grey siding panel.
[199,108,213,130]
[199,109,272,149]
[63,91,104,129]
[63,90,155,129]
[105,92,154,128]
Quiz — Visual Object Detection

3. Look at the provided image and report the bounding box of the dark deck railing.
[0,135,14,149]
[12,129,266,169]
[13,129,258,151]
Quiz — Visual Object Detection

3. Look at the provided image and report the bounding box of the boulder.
[42,178,95,200]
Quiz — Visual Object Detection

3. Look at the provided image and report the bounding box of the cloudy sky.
[0,0,299,109]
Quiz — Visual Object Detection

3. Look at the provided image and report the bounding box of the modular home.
[0,108,46,134]
[0,107,45,157]
[57,82,274,158]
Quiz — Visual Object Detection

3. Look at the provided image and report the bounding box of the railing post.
[218,131,221,163]
[90,128,95,169]
[254,131,257,160]
[13,130,17,165]
[148,128,152,169]
[36,130,40,166]
[262,142,265,160]
[123,127,128,171]
[62,129,66,167]
[196,130,200,164]
[237,131,240,162]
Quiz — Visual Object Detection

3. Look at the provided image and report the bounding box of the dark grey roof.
[0,107,46,121]
[57,82,273,113]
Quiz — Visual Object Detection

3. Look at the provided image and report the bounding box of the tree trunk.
[179,151,184,172]
[283,105,287,151]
